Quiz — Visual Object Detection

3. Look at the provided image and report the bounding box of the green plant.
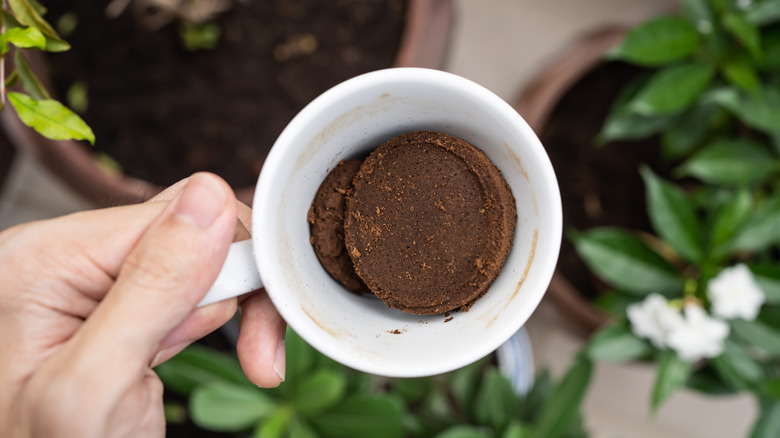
[0,0,93,143]
[155,329,592,438]
[570,0,780,435]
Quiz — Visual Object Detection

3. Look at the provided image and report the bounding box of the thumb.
[71,173,237,373]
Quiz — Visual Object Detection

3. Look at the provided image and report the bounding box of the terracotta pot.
[512,28,630,336]
[3,0,454,207]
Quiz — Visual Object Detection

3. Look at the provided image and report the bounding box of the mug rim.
[251,67,562,377]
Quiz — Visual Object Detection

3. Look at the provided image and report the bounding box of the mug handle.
[198,239,264,307]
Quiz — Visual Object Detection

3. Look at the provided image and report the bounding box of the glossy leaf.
[723,12,762,59]
[596,73,671,144]
[723,60,760,93]
[629,63,714,115]
[730,193,780,252]
[0,26,44,54]
[14,49,49,100]
[291,369,347,416]
[708,188,752,259]
[750,264,780,304]
[311,395,403,438]
[662,102,721,159]
[686,364,739,395]
[434,426,492,438]
[571,228,684,295]
[711,340,764,391]
[750,401,780,438]
[535,355,592,438]
[641,166,704,262]
[190,383,276,432]
[154,344,251,396]
[707,86,780,134]
[8,92,94,143]
[731,319,780,356]
[7,0,69,51]
[608,16,700,66]
[651,351,692,413]
[586,323,653,362]
[473,368,518,432]
[676,138,776,186]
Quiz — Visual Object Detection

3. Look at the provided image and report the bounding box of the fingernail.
[174,174,227,229]
[150,341,191,368]
[273,339,286,383]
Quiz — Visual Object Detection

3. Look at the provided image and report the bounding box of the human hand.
[0,173,286,437]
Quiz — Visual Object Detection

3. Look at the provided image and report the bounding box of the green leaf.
[7,0,69,51]
[676,138,776,186]
[0,26,44,54]
[255,408,290,438]
[681,0,714,31]
[723,12,762,59]
[609,16,701,66]
[585,323,653,362]
[291,369,347,416]
[592,290,635,317]
[650,351,692,413]
[288,417,320,438]
[535,356,592,438]
[595,74,672,144]
[761,27,780,69]
[450,355,489,414]
[707,86,780,133]
[750,401,780,438]
[731,319,780,356]
[285,329,316,388]
[392,377,432,404]
[154,344,251,396]
[502,421,534,438]
[473,368,519,431]
[14,50,49,100]
[751,264,780,304]
[662,102,721,159]
[433,426,492,438]
[711,340,764,391]
[641,166,704,262]
[570,228,684,295]
[686,364,739,395]
[709,188,752,258]
[517,369,552,422]
[190,382,277,432]
[311,395,402,438]
[744,0,780,26]
[8,92,95,144]
[730,193,780,251]
[723,59,761,93]
[629,63,714,115]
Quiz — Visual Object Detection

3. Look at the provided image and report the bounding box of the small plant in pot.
[563,0,780,434]
[156,330,593,438]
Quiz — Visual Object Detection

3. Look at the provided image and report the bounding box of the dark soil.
[540,61,669,300]
[46,0,406,189]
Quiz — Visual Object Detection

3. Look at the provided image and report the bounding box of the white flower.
[707,264,766,321]
[627,294,684,348]
[666,305,730,362]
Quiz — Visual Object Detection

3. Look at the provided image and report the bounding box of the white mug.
[200,68,562,378]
